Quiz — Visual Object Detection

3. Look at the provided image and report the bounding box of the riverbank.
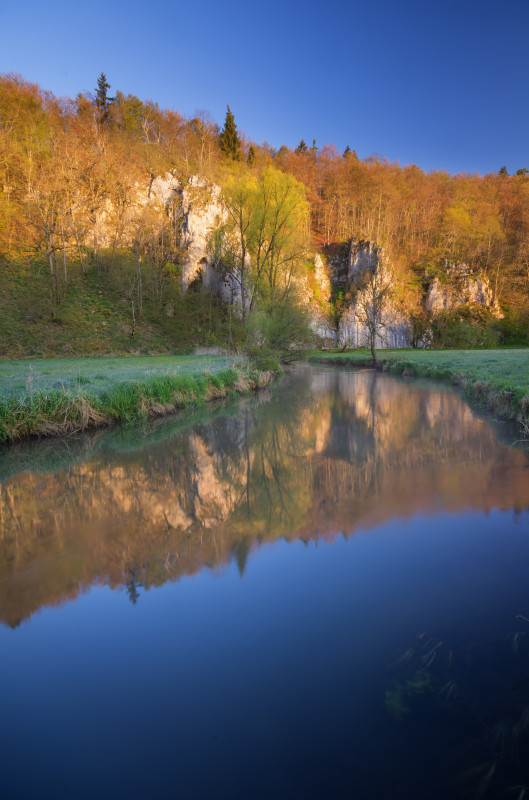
[310,349,529,428]
[0,355,278,443]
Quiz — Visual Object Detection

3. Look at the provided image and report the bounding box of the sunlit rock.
[426,263,502,318]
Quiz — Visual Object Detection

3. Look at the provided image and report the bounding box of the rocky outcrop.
[336,241,412,349]
[338,304,412,348]
[179,176,226,290]
[426,263,502,318]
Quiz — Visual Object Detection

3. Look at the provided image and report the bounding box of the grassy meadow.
[0,354,274,443]
[0,354,241,400]
[311,349,529,425]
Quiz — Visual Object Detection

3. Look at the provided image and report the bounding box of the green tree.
[343,145,352,158]
[247,145,256,166]
[295,139,308,154]
[95,72,113,123]
[219,105,241,160]
[219,166,309,319]
[499,165,509,176]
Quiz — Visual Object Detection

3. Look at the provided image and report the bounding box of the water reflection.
[1,366,528,627]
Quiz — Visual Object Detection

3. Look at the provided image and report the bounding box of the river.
[1,365,528,799]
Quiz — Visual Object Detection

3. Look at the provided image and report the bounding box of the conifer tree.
[95,72,114,123]
[247,145,256,166]
[343,145,352,157]
[295,139,308,154]
[219,106,241,160]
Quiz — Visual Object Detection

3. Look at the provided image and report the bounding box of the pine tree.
[343,145,352,158]
[295,139,308,154]
[247,145,256,166]
[499,165,509,176]
[219,106,241,160]
[95,72,114,123]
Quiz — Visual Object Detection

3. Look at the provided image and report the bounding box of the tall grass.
[0,365,273,443]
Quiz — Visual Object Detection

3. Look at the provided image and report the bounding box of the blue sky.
[1,0,527,175]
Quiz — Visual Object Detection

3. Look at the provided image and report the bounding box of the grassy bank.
[0,354,277,443]
[310,349,529,426]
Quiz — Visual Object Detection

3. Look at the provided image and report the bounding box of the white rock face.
[426,268,502,318]
[179,177,225,289]
[310,313,336,345]
[338,305,412,349]
[348,240,379,278]
[314,254,331,299]
[149,173,180,205]
[337,241,412,349]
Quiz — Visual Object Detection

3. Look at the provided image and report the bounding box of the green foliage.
[220,166,310,318]
[430,308,500,349]
[295,139,308,154]
[246,301,315,365]
[219,105,241,161]
[0,356,269,442]
[494,308,529,346]
[95,72,113,123]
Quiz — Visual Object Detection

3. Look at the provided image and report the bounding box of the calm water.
[1,366,529,799]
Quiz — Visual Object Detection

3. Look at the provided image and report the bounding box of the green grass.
[0,259,176,358]
[0,354,277,443]
[310,348,529,424]
[0,354,243,400]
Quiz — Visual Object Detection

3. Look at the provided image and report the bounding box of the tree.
[295,139,308,154]
[247,145,256,166]
[219,106,241,160]
[343,145,352,158]
[355,257,394,364]
[499,165,509,176]
[95,73,113,123]
[219,166,309,320]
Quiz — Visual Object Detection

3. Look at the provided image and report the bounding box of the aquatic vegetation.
[386,622,529,798]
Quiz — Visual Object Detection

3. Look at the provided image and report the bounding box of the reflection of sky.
[1,508,528,798]
[1,367,529,629]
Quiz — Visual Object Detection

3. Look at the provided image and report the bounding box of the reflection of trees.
[1,367,529,626]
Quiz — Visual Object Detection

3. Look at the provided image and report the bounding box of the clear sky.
[1,0,527,175]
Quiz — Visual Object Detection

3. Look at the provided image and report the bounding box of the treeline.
[279,146,529,309]
[1,72,528,352]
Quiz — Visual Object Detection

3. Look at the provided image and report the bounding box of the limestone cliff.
[87,173,503,348]
[425,263,502,318]
[335,241,413,348]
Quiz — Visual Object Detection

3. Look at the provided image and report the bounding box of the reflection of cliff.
[1,368,528,627]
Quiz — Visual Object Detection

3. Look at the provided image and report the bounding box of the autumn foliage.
[0,72,528,353]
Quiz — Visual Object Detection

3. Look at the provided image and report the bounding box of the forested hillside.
[1,72,528,356]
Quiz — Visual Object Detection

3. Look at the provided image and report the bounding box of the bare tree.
[355,262,393,364]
